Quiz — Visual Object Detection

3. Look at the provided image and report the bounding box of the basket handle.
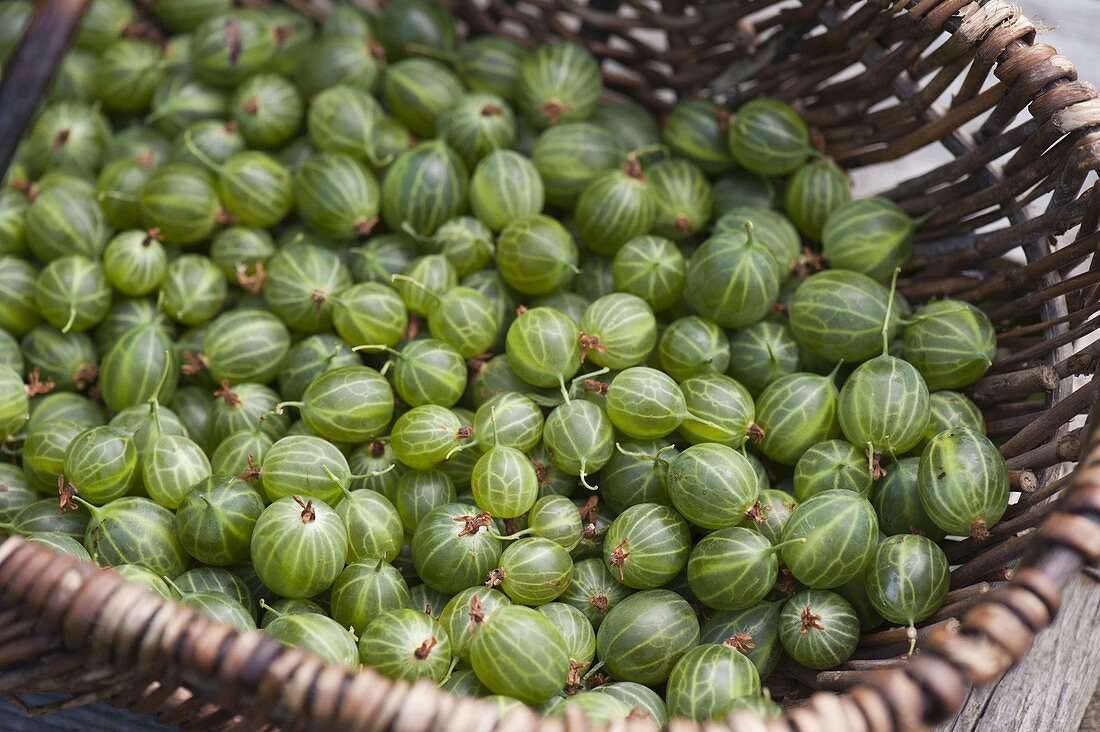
[0,0,93,178]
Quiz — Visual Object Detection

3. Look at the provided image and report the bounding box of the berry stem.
[882,267,901,357]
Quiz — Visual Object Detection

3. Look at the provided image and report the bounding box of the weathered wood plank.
[938,575,1100,732]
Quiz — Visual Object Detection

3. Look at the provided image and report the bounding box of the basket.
[1,0,1099,730]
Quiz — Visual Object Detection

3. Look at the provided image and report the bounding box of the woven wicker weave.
[1,0,1099,730]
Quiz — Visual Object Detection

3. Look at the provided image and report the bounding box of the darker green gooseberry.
[263,242,352,333]
[96,158,155,231]
[917,427,1008,540]
[175,475,265,566]
[532,122,624,208]
[26,532,92,561]
[331,283,408,350]
[190,11,277,88]
[0,367,29,444]
[289,365,393,443]
[490,536,574,605]
[468,149,544,232]
[97,321,178,413]
[374,0,456,61]
[292,153,380,241]
[296,35,380,98]
[727,98,810,177]
[330,561,411,636]
[148,75,229,139]
[537,602,596,667]
[575,158,658,255]
[307,85,381,161]
[667,443,761,529]
[19,326,96,395]
[61,425,138,504]
[865,534,949,648]
[685,223,781,329]
[160,254,227,327]
[903,300,996,390]
[425,216,493,277]
[780,490,878,589]
[657,315,730,382]
[727,321,800,396]
[778,589,860,669]
[648,157,714,241]
[611,235,686,313]
[439,586,512,662]
[200,308,291,385]
[216,151,294,228]
[471,439,538,519]
[455,36,525,99]
[250,495,348,599]
[678,373,758,447]
[516,41,601,130]
[469,605,569,704]
[793,439,873,501]
[0,464,36,525]
[381,140,468,237]
[496,214,579,296]
[170,120,245,172]
[822,197,916,280]
[687,527,799,611]
[230,73,304,149]
[789,269,900,363]
[76,496,190,577]
[603,503,691,589]
[349,234,417,285]
[783,160,852,241]
[557,557,632,629]
[389,405,469,470]
[383,57,464,139]
[25,186,109,263]
[665,642,761,722]
[713,205,801,271]
[142,432,211,509]
[411,502,503,594]
[95,38,164,114]
[699,600,784,679]
[754,371,841,466]
[473,392,544,452]
[662,98,736,174]
[395,469,456,534]
[140,164,221,246]
[437,92,517,169]
[580,293,656,371]
[839,353,931,460]
[260,434,350,504]
[595,589,699,685]
[871,456,944,541]
[605,366,711,440]
[599,440,677,514]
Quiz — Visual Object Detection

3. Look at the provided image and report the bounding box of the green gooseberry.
[408,584,451,619]
[727,98,810,176]
[590,97,659,150]
[292,153,380,241]
[0,464,36,525]
[822,197,916,280]
[142,433,210,509]
[531,122,623,208]
[575,158,658,255]
[437,93,518,169]
[230,73,304,149]
[77,496,189,577]
[210,382,287,444]
[754,371,841,465]
[190,11,277,88]
[474,392,544,452]
[113,564,174,598]
[96,158,155,231]
[331,283,408,350]
[603,503,691,589]
[778,589,860,669]
[903,300,996,389]
[20,325,97,393]
[648,157,714,241]
[98,321,179,413]
[455,36,525,99]
[918,390,985,452]
[727,321,801,396]
[171,566,253,611]
[381,140,468,237]
[175,588,255,633]
[579,293,657,371]
[263,242,352,333]
[307,85,381,161]
[293,365,393,443]
[685,223,781,329]
[390,405,469,470]
[22,419,88,493]
[783,160,852,241]
[347,439,404,500]
[264,611,358,667]
[789,269,899,363]
[523,494,585,551]
[200,309,291,385]
[611,235,686,313]
[657,316,731,383]
[472,442,538,519]
[600,440,677,514]
[34,255,111,334]
[794,439,873,501]
[556,557,631,629]
[24,102,109,175]
[148,75,229,139]
[780,490,878,589]
[545,694,631,723]
[295,35,380,98]
[260,434,350,504]
[666,643,761,722]
[175,475,265,566]
[662,98,736,174]
[169,120,245,173]
[25,186,109,263]
[411,502,503,594]
[505,307,582,388]
[395,469,456,533]
[917,427,1008,539]
[359,608,453,682]
[678,373,759,447]
[61,425,138,504]
[537,602,596,666]
[160,254,227,327]
[348,233,417,285]
[94,39,164,114]
[425,217,493,278]
[491,536,574,605]
[330,560,411,635]
[470,605,570,704]
[383,57,464,138]
[699,601,783,679]
[250,495,348,599]
[335,487,403,564]
[469,149,544,232]
[140,164,221,246]
[101,230,168,297]
[687,527,800,611]
[595,589,699,685]
[865,534,949,647]
[496,214,578,296]
[517,41,601,129]
[872,456,945,541]
[605,366,706,440]
[216,151,294,228]
[542,397,614,490]
[391,255,456,317]
[5,498,90,540]
[839,352,931,460]
[667,443,760,530]
[439,586,512,662]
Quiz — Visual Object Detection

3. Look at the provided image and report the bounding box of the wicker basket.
[1,0,1099,730]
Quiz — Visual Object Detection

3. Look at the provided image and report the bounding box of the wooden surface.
[2,0,1099,730]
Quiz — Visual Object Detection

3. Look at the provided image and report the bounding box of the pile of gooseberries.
[0,0,1011,723]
